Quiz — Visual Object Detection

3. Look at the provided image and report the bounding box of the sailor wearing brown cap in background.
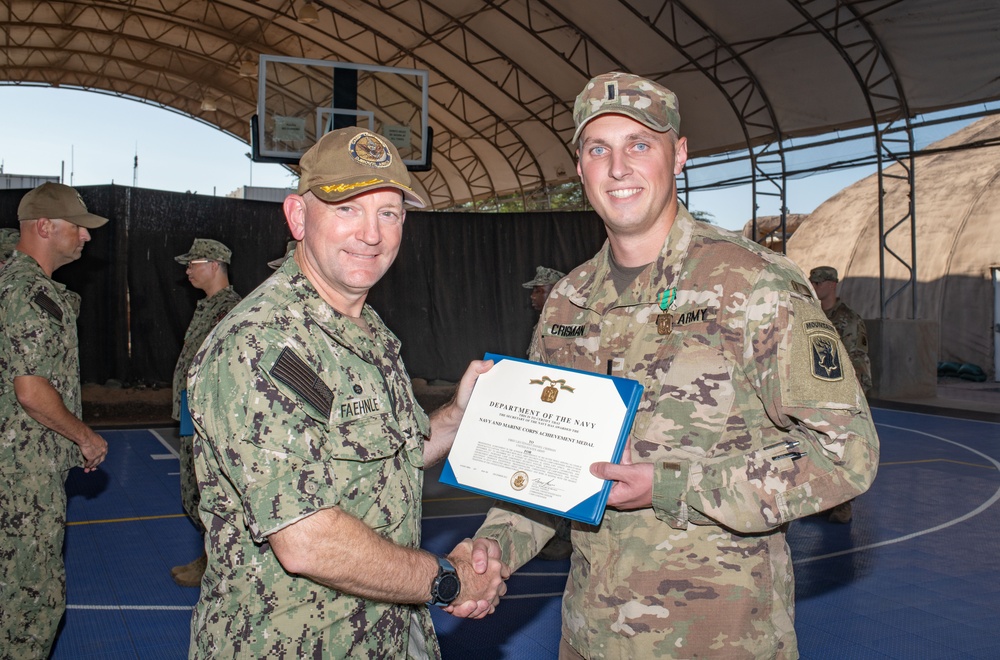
[186,127,506,658]
[0,182,109,657]
[168,238,242,587]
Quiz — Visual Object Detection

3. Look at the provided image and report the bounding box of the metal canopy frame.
[4,0,1000,319]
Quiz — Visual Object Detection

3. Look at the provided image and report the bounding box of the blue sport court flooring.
[51,404,1000,659]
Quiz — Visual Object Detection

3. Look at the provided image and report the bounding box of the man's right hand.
[444,538,509,619]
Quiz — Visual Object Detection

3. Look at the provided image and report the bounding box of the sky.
[0,85,969,232]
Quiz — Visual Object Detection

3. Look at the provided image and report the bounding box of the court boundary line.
[796,421,1000,564]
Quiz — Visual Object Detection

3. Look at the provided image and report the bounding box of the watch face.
[437,573,461,602]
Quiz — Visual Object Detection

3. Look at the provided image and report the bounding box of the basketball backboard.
[254,55,431,170]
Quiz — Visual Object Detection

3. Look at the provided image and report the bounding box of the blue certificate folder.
[439,353,643,526]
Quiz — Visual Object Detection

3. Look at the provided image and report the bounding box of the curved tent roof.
[3,0,1000,209]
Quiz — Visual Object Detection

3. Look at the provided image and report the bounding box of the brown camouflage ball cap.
[572,71,681,144]
[175,238,232,265]
[809,266,839,283]
[268,240,297,270]
[17,182,109,229]
[296,127,427,208]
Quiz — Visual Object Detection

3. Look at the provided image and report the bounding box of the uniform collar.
[273,256,401,360]
[571,203,701,311]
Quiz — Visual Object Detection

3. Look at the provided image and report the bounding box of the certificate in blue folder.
[440,353,643,526]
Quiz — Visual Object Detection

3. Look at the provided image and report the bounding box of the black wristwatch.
[427,556,461,607]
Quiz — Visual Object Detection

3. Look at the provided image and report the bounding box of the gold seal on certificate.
[439,353,643,525]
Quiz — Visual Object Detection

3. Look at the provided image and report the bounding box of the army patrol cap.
[0,228,19,260]
[297,127,427,208]
[268,240,297,270]
[522,266,565,288]
[809,266,839,283]
[175,238,232,265]
[17,182,109,229]
[572,71,681,144]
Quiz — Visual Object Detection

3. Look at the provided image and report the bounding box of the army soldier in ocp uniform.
[0,182,109,658]
[187,127,509,658]
[809,266,872,394]
[169,238,242,586]
[464,72,879,658]
[809,265,872,523]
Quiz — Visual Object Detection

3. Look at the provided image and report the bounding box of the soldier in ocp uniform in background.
[0,182,110,658]
[169,238,242,587]
[186,127,508,659]
[809,266,872,394]
[462,72,879,659]
[809,265,872,524]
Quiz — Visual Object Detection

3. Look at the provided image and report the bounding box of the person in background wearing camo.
[169,238,242,587]
[509,265,574,562]
[186,127,508,658]
[461,72,879,659]
[267,239,297,271]
[0,182,110,658]
[809,265,873,524]
[523,265,565,313]
[0,227,20,266]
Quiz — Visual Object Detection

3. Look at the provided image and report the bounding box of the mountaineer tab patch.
[33,291,63,321]
[547,323,586,338]
[807,325,844,382]
[270,347,334,418]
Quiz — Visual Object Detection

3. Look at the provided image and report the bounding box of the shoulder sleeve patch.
[784,297,861,407]
[806,324,844,382]
[269,347,333,419]
[32,291,63,321]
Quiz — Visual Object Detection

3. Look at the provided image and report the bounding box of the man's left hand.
[590,461,654,510]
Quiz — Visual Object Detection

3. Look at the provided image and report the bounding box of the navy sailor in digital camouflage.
[168,237,242,587]
[0,182,110,658]
[186,126,509,659]
[464,72,880,659]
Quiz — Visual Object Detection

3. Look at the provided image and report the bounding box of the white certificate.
[439,354,642,525]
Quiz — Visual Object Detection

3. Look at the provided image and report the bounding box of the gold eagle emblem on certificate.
[510,471,528,491]
[529,375,575,403]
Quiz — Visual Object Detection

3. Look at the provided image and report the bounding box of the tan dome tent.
[787,115,1000,390]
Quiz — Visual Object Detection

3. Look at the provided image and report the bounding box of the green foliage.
[442,181,588,212]
[690,209,715,224]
